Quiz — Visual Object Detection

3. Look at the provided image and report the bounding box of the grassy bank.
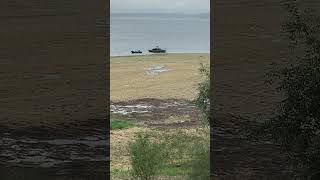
[111,127,209,180]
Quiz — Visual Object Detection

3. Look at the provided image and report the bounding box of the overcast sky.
[111,0,210,14]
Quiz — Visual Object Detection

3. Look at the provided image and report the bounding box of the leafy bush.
[128,133,167,180]
[262,0,320,178]
[194,63,210,125]
[191,63,210,179]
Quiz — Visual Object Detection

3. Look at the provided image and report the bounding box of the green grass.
[111,168,131,176]
[111,119,135,130]
[159,164,190,176]
[127,129,210,179]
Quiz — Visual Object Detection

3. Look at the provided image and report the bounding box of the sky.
[111,0,210,14]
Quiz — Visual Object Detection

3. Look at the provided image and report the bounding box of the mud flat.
[111,99,201,128]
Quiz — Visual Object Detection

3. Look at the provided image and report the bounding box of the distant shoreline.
[110,52,210,58]
[111,12,210,17]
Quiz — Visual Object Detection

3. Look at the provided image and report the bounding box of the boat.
[131,50,142,54]
[148,46,166,53]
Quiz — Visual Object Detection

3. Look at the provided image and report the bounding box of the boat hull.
[131,51,142,54]
[148,50,166,53]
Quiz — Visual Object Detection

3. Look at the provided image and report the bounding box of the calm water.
[111,13,210,56]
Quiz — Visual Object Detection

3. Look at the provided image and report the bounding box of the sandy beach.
[111,53,209,101]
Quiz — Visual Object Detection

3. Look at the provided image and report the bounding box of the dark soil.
[111,98,202,128]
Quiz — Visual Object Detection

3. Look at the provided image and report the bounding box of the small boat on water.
[148,46,166,53]
[131,50,142,54]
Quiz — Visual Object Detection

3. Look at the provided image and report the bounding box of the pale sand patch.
[144,65,172,76]
[111,53,209,101]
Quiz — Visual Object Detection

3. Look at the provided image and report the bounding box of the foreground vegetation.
[259,0,320,178]
[111,128,209,180]
[129,129,209,180]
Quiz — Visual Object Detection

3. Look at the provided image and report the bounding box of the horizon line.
[111,11,210,14]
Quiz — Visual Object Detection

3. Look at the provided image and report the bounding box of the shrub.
[262,0,320,178]
[191,63,210,179]
[128,133,167,180]
[194,63,210,125]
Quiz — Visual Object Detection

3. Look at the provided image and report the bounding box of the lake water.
[111,13,210,56]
